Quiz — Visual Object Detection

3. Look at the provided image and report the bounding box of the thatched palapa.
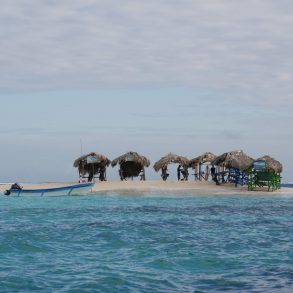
[212,150,254,171]
[154,153,189,172]
[189,152,217,168]
[73,152,111,181]
[111,151,150,180]
[255,155,283,173]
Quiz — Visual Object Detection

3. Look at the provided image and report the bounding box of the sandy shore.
[0,180,292,196]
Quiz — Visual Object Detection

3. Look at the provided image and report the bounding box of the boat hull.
[6,183,94,197]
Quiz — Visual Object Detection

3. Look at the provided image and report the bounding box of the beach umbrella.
[189,152,217,168]
[153,153,189,172]
[212,150,254,171]
[255,155,283,173]
[111,151,150,180]
[189,152,217,181]
[73,152,111,181]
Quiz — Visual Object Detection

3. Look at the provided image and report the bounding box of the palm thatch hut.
[111,151,150,181]
[73,152,111,182]
[153,153,189,181]
[212,150,254,186]
[189,152,217,167]
[247,155,283,191]
[254,155,283,173]
[212,150,254,172]
[189,152,217,181]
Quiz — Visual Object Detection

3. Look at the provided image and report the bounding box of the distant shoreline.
[282,184,293,188]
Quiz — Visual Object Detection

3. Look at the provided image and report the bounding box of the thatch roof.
[212,150,254,171]
[189,152,217,167]
[154,153,189,172]
[111,151,150,168]
[73,152,111,168]
[255,155,283,173]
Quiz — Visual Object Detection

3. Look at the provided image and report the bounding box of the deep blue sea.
[0,194,292,293]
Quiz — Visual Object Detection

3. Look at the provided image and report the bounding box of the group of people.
[80,165,107,183]
[119,168,146,181]
[160,163,221,183]
[161,165,189,181]
[177,165,189,181]
[80,163,221,184]
[161,164,220,184]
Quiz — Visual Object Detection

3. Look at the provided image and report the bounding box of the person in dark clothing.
[177,165,182,181]
[139,169,145,181]
[161,166,169,181]
[181,167,189,181]
[211,165,220,185]
[99,166,106,181]
[88,170,94,182]
[119,168,125,181]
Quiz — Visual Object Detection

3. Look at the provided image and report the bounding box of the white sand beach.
[0,180,291,196]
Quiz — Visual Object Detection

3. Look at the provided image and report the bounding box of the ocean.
[0,194,292,292]
[282,184,293,188]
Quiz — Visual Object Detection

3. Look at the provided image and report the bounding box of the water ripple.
[0,194,292,292]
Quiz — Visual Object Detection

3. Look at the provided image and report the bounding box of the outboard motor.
[4,190,11,196]
[4,183,22,196]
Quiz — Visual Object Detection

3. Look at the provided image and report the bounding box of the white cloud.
[0,0,293,106]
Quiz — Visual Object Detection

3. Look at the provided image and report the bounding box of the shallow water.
[0,194,292,292]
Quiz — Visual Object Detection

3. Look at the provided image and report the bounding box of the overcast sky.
[0,0,292,182]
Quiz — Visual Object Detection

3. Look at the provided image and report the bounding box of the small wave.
[0,194,292,292]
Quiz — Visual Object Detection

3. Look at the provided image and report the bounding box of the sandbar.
[0,180,292,196]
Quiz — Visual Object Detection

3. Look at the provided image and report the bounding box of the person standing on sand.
[119,168,125,181]
[88,170,94,182]
[181,166,189,181]
[211,165,220,185]
[177,165,182,181]
[99,165,106,181]
[161,166,169,181]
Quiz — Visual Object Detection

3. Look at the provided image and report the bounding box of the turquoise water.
[0,194,292,292]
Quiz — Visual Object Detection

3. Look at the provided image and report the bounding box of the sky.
[0,0,292,182]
